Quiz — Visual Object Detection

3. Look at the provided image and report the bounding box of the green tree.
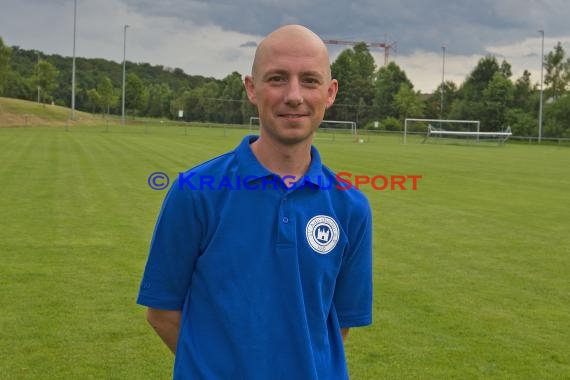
[394,83,425,121]
[3,71,34,99]
[460,56,504,102]
[179,89,196,121]
[125,73,148,117]
[0,37,12,95]
[331,43,376,123]
[330,49,352,104]
[180,81,222,122]
[544,42,570,100]
[86,88,101,114]
[221,71,246,123]
[499,60,512,79]
[505,70,539,137]
[98,76,117,116]
[513,70,533,109]
[450,56,514,129]
[198,82,222,122]
[544,94,570,137]
[240,89,257,125]
[448,98,486,126]
[380,116,401,131]
[36,59,59,104]
[373,62,413,119]
[146,83,172,118]
[425,80,458,119]
[505,108,536,137]
[170,95,186,120]
[482,72,514,130]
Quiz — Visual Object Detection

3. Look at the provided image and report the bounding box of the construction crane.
[322,39,396,66]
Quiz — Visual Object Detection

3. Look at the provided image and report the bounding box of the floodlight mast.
[440,46,446,120]
[36,52,40,104]
[121,24,129,126]
[538,30,544,144]
[71,0,77,120]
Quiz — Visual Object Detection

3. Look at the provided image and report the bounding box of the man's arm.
[341,328,349,342]
[146,308,182,354]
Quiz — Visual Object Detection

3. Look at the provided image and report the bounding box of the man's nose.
[284,78,303,106]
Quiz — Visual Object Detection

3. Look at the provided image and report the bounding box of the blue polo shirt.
[137,135,373,379]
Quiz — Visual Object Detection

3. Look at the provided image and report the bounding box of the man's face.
[244,35,338,145]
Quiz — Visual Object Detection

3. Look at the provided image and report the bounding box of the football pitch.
[0,124,568,379]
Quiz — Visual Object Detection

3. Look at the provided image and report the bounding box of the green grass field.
[0,123,569,379]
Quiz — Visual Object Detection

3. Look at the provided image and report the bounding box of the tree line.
[0,36,569,137]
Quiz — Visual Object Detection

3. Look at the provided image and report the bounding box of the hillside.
[5,46,218,113]
[0,97,98,126]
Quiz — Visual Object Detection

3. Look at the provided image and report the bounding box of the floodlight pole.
[440,46,446,120]
[36,52,40,104]
[121,24,129,126]
[538,30,544,144]
[71,0,77,120]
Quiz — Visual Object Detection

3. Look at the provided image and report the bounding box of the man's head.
[244,25,338,146]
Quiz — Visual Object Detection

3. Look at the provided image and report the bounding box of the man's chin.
[269,129,315,146]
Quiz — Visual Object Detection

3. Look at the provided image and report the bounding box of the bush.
[363,121,382,130]
[381,117,402,131]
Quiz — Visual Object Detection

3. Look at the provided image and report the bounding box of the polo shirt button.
[282,217,289,223]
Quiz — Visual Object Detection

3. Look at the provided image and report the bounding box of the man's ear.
[244,75,257,105]
[326,79,339,109]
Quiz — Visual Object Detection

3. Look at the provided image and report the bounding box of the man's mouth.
[279,114,308,118]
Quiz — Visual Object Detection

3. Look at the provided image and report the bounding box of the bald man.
[137,24,373,379]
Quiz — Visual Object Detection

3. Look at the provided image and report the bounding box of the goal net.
[249,117,357,140]
[317,120,357,141]
[404,118,512,145]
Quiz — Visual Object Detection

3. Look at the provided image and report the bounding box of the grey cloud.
[240,41,257,48]
[121,0,570,56]
[5,0,568,67]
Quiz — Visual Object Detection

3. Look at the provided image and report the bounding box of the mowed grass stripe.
[50,130,175,378]
[1,130,69,378]
[0,129,169,379]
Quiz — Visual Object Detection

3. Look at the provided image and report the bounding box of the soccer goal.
[249,117,357,136]
[404,118,512,145]
[319,120,357,135]
[249,116,260,131]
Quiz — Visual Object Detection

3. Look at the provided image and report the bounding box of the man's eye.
[303,78,320,85]
[269,76,285,82]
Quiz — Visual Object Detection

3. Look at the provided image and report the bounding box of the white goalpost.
[404,118,512,145]
[249,116,258,131]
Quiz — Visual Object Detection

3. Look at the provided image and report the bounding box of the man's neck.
[250,136,312,186]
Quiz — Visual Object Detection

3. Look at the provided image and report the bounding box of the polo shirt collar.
[235,135,273,182]
[236,135,325,188]
[303,145,325,188]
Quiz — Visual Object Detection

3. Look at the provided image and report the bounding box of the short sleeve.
[137,179,203,310]
[333,198,373,328]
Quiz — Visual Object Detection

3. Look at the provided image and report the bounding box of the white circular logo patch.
[306,215,340,254]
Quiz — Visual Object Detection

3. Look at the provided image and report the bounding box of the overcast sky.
[1,0,569,93]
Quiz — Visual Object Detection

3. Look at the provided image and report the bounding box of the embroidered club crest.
[306,215,339,254]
